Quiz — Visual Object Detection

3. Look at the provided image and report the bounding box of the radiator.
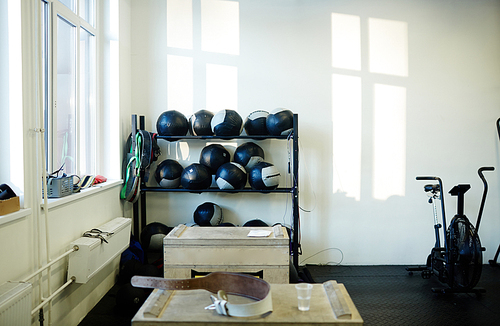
[0,282,32,326]
[68,217,132,283]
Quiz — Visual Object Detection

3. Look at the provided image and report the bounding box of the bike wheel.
[447,216,482,289]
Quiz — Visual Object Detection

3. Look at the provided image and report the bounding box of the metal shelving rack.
[130,114,300,269]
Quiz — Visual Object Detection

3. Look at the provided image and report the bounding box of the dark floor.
[79,264,500,326]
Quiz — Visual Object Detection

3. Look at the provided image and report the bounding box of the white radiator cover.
[0,282,32,326]
[68,217,132,283]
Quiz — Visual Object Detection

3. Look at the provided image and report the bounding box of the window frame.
[46,0,98,176]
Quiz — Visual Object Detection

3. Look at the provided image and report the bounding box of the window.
[44,0,97,176]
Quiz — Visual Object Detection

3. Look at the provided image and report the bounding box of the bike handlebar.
[478,166,495,174]
[416,176,439,181]
[476,166,494,232]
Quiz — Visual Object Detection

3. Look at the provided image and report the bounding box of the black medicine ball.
[233,142,265,171]
[156,110,189,138]
[244,110,269,136]
[155,159,183,188]
[211,110,243,136]
[193,202,223,226]
[116,283,149,312]
[248,161,280,190]
[215,162,247,190]
[199,144,230,174]
[140,222,172,252]
[189,109,214,136]
[243,219,269,227]
[137,264,162,278]
[118,259,143,284]
[266,109,293,136]
[180,163,212,190]
[219,222,236,227]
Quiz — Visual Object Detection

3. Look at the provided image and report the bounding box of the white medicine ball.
[211,110,243,136]
[248,162,280,191]
[193,202,223,226]
[266,108,293,136]
[244,110,269,135]
[233,142,265,171]
[215,162,247,190]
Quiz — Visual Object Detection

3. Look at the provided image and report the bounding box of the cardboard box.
[0,196,20,215]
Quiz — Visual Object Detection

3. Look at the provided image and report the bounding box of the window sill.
[0,208,32,227]
[40,179,123,211]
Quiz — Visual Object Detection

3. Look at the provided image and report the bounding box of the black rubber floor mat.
[306,265,500,326]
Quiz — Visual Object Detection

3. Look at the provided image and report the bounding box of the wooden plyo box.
[132,282,364,325]
[164,225,289,284]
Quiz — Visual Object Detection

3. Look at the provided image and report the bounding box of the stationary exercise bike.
[407,167,494,294]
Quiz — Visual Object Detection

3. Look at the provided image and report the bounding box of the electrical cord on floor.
[300,247,344,266]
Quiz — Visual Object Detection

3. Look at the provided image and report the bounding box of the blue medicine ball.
[156,110,189,139]
[155,159,183,188]
[193,202,223,226]
[211,110,243,136]
[215,162,247,190]
[199,144,230,174]
[244,110,269,136]
[189,109,214,136]
[248,161,280,191]
[266,109,293,136]
[233,142,265,171]
[180,163,212,190]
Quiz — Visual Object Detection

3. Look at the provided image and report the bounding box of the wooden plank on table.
[143,290,173,318]
[323,281,352,319]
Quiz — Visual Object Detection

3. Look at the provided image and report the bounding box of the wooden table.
[132,282,363,325]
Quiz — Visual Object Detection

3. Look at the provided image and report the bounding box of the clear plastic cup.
[295,283,313,311]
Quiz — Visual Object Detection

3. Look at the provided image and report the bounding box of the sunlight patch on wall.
[167,0,193,49]
[206,63,237,111]
[201,0,239,55]
[372,84,406,200]
[331,13,361,71]
[109,38,120,178]
[8,0,23,191]
[368,18,408,77]
[332,74,362,200]
[167,55,193,115]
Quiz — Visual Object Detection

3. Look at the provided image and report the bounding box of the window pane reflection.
[56,16,76,174]
[79,0,95,26]
[80,28,96,174]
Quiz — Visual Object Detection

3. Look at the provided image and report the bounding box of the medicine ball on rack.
[156,110,189,139]
[140,222,173,252]
[219,222,236,227]
[189,109,214,136]
[215,162,247,190]
[244,110,269,136]
[154,159,183,188]
[248,161,280,191]
[199,144,230,174]
[211,109,243,136]
[266,109,294,136]
[243,219,269,227]
[193,202,223,226]
[233,142,265,171]
[180,163,212,190]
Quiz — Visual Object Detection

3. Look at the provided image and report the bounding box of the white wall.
[129,0,500,266]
